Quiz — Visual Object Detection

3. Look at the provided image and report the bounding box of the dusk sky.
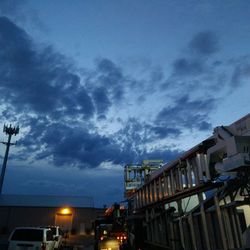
[0,0,250,207]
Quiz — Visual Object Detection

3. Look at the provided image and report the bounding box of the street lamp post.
[0,124,19,194]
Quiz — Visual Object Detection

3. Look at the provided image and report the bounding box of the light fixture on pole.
[0,124,19,194]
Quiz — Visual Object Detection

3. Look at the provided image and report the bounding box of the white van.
[39,226,62,249]
[8,227,55,250]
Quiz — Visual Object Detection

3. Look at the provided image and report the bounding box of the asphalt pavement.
[0,234,94,250]
[62,234,94,250]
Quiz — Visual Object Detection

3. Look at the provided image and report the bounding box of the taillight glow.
[116,235,127,241]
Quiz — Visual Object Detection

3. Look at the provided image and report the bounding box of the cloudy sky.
[0,0,250,207]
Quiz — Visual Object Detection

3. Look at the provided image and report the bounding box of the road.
[0,234,94,250]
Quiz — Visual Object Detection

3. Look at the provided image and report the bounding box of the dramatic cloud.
[150,126,181,139]
[92,87,111,118]
[0,17,180,172]
[170,31,219,79]
[96,58,125,102]
[163,29,250,101]
[156,95,215,131]
[1,17,247,175]
[0,17,95,119]
[18,119,181,169]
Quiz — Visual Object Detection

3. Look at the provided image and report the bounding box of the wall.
[0,206,104,235]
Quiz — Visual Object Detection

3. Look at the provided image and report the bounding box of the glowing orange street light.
[59,207,71,215]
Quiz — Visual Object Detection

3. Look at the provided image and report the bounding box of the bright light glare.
[60,208,71,215]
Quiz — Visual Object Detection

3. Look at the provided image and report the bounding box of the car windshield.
[11,229,43,241]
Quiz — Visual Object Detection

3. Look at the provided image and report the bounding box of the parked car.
[39,226,62,249]
[8,227,55,250]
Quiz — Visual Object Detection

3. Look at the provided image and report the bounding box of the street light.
[59,207,72,215]
[0,124,19,194]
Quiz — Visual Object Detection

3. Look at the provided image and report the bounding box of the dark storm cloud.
[18,115,153,169]
[114,118,146,156]
[189,31,219,56]
[84,57,129,116]
[0,17,182,170]
[0,17,119,169]
[41,124,118,168]
[97,58,123,82]
[19,121,140,168]
[150,126,181,139]
[0,16,95,118]
[114,119,182,162]
[96,58,125,102]
[156,95,215,131]
[0,17,216,171]
[92,87,111,118]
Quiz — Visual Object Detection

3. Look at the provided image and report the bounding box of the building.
[0,194,104,235]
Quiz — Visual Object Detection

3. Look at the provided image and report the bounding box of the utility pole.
[0,124,19,194]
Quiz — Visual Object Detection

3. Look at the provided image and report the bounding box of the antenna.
[0,124,19,194]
